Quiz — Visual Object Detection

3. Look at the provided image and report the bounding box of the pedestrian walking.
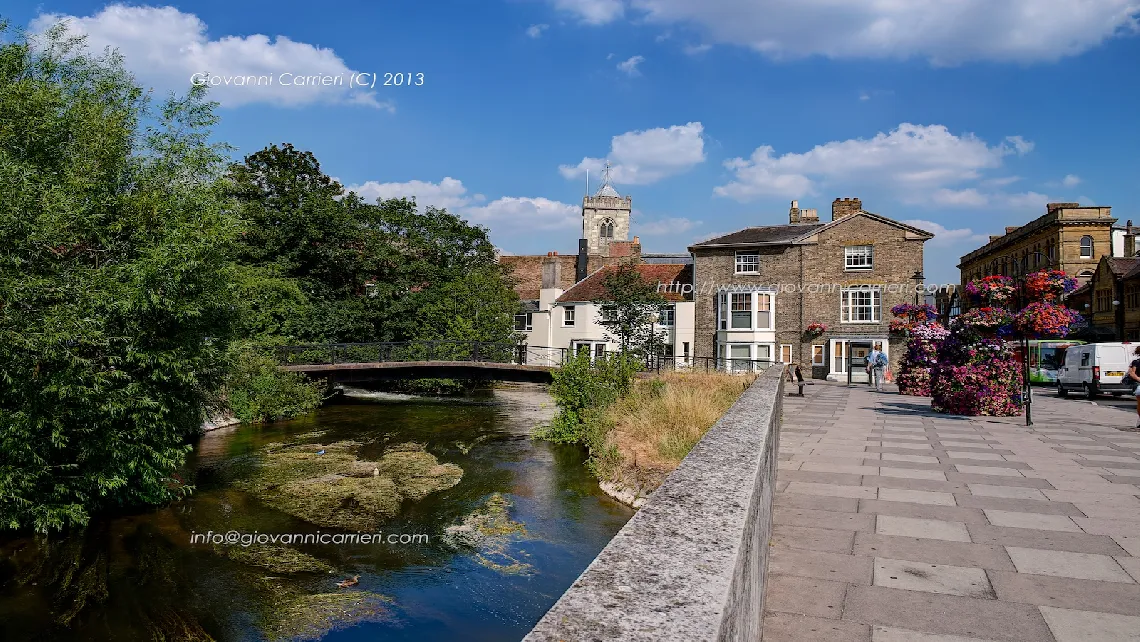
[868,343,888,392]
[1127,346,1140,429]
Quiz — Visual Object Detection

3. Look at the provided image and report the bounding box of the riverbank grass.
[590,372,757,499]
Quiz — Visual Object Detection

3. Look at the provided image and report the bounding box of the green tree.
[592,262,669,357]
[0,24,238,532]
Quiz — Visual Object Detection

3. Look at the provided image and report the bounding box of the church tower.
[582,161,631,256]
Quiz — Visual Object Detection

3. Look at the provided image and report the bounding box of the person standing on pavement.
[868,343,888,392]
[1127,346,1140,429]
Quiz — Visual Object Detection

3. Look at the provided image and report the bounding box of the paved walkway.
[765,381,1140,642]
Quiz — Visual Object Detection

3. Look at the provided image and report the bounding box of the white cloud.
[553,0,624,25]
[617,55,645,75]
[1002,191,1052,210]
[715,123,1024,201]
[348,177,473,211]
[1003,135,1034,155]
[464,197,580,230]
[1062,174,1082,187]
[858,91,871,101]
[983,176,1021,187]
[559,122,706,185]
[527,23,550,38]
[31,5,388,109]
[931,188,989,207]
[346,178,579,232]
[558,0,1140,64]
[901,219,989,247]
[638,217,701,235]
[683,43,712,55]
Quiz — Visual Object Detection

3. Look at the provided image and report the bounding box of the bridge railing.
[275,341,571,367]
[276,341,525,366]
[643,356,777,374]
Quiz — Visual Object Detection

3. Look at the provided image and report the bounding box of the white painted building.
[514,263,696,367]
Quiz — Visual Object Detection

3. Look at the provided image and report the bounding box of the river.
[0,384,634,642]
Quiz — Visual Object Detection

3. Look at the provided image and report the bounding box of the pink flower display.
[1014,302,1084,338]
[891,304,948,397]
[964,276,1016,304]
[1023,270,1078,302]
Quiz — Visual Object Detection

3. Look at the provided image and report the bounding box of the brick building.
[957,203,1117,304]
[688,198,932,380]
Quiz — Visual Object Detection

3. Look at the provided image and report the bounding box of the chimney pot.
[633,236,640,244]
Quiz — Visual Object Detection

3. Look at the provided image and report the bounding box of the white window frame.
[514,312,533,331]
[658,306,675,327]
[840,287,881,324]
[844,245,874,271]
[563,306,576,327]
[812,345,825,366]
[755,293,773,330]
[717,290,776,331]
[779,344,793,363]
[735,251,760,274]
[730,292,752,329]
[1080,235,1094,259]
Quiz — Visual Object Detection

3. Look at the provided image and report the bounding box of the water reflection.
[0,384,633,641]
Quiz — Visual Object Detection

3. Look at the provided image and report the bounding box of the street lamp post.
[912,270,926,306]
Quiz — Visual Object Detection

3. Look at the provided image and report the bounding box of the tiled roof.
[556,264,692,303]
[1106,257,1140,276]
[1122,261,1140,280]
[691,224,826,247]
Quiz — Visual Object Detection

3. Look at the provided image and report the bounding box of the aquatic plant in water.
[443,493,533,575]
[237,441,463,531]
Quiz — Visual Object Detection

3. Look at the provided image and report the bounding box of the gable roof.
[1124,262,1140,281]
[1104,256,1140,277]
[556,264,692,303]
[689,211,933,251]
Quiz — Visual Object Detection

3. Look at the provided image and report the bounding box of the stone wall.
[523,366,784,642]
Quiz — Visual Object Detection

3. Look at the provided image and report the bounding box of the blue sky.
[6,1,1140,284]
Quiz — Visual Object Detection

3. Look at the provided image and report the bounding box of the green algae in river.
[444,493,533,575]
[211,544,334,575]
[235,440,462,531]
[251,575,393,642]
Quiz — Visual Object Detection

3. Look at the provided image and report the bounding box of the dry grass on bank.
[599,372,757,493]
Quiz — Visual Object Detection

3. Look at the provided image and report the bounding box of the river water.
[0,385,634,642]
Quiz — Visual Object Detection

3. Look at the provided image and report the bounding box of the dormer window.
[844,245,873,271]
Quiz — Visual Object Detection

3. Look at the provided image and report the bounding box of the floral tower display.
[889,304,949,396]
[930,272,1082,416]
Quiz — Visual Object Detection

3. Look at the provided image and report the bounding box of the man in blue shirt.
[868,343,888,392]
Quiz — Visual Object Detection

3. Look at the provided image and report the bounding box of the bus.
[1008,339,1086,384]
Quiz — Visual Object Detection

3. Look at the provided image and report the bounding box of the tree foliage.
[0,25,238,531]
[592,262,669,357]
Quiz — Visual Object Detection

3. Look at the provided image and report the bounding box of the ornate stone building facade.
[688,198,932,380]
[957,203,1116,306]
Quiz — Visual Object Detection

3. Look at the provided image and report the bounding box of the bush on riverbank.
[221,345,325,424]
[536,354,755,502]
[534,351,638,448]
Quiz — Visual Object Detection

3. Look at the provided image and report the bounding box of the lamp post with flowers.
[976,251,1081,426]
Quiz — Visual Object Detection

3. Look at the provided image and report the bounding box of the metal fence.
[276,341,525,366]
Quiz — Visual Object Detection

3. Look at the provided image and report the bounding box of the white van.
[1056,342,1134,399]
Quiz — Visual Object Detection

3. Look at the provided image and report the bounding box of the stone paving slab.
[765,381,1140,641]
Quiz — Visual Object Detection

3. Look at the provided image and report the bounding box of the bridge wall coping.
[524,366,784,642]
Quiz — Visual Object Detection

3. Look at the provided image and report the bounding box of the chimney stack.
[541,252,562,289]
[789,200,801,224]
[832,197,862,221]
[1126,220,1136,257]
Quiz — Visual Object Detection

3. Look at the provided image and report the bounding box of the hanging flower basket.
[964,276,1016,304]
[1014,302,1084,338]
[951,307,1014,336]
[802,322,827,341]
[1023,270,1078,302]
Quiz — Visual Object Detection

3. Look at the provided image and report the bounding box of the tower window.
[600,218,614,239]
